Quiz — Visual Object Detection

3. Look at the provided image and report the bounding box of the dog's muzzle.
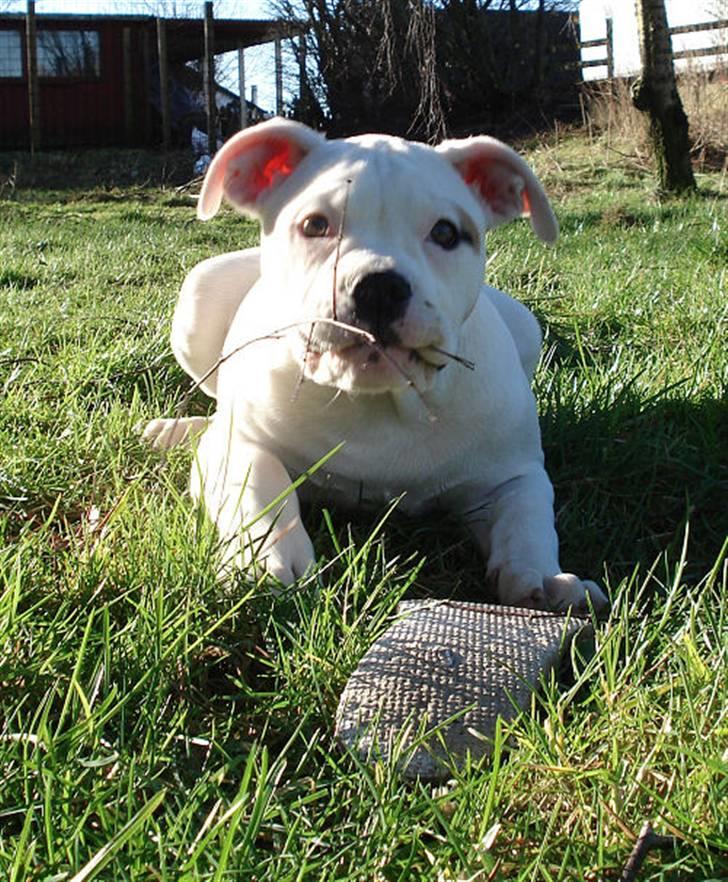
[293,268,447,391]
[350,270,412,346]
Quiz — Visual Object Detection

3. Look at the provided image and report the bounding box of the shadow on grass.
[543,389,726,586]
[304,389,726,602]
[0,148,195,195]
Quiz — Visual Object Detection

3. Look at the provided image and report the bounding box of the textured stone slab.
[335,600,591,780]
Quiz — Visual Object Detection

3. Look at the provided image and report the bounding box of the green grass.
[0,134,726,880]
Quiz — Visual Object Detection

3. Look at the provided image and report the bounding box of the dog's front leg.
[191,423,315,585]
[463,468,608,614]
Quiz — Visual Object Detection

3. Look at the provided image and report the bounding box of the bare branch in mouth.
[331,178,352,323]
[431,347,476,370]
[166,316,443,427]
[292,321,317,403]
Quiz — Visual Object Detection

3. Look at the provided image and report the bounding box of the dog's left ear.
[197,118,326,221]
[436,136,558,243]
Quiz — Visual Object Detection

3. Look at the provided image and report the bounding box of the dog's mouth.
[288,319,475,394]
[298,335,449,392]
[332,341,447,370]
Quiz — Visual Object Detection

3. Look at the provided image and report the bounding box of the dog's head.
[198,118,557,394]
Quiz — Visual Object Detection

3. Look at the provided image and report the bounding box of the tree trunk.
[632,0,696,193]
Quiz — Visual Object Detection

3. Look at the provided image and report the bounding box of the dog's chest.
[215,320,541,511]
[227,381,478,510]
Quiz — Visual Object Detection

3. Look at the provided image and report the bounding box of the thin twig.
[292,321,316,403]
[166,313,474,433]
[169,317,378,423]
[294,178,354,400]
[620,822,676,882]
[431,347,475,371]
[605,145,651,173]
[331,178,352,322]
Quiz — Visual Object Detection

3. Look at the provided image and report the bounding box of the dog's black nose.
[351,271,412,344]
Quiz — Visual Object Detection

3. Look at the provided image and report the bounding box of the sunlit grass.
[0,135,726,879]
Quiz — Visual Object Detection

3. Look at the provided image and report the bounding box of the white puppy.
[144,118,608,614]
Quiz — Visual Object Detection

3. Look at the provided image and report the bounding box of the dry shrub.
[582,66,728,170]
[680,65,728,166]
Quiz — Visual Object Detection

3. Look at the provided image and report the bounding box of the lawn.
[0,133,726,880]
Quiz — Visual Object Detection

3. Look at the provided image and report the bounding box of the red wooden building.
[0,9,296,149]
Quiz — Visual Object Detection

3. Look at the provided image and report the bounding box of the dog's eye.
[301,214,330,238]
[429,219,461,250]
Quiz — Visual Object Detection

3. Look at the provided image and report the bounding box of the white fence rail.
[580,16,728,80]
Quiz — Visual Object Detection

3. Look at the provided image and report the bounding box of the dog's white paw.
[261,546,316,586]
[543,573,609,616]
[493,565,609,616]
[222,518,316,587]
[141,416,208,450]
[492,566,549,610]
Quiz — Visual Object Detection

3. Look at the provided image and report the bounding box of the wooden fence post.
[26,0,40,155]
[204,0,217,153]
[605,17,614,79]
[238,42,247,130]
[123,27,133,145]
[156,17,170,150]
[274,38,283,116]
[142,28,151,144]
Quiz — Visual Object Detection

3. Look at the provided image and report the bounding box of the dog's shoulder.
[182,247,261,297]
[481,285,542,382]
[170,248,262,395]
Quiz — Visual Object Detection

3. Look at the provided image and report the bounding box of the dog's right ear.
[197,118,325,221]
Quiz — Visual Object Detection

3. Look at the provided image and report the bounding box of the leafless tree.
[269,0,580,139]
[268,0,441,139]
[707,0,728,18]
[631,0,697,192]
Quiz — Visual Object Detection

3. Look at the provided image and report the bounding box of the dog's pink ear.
[436,136,558,243]
[197,118,325,221]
